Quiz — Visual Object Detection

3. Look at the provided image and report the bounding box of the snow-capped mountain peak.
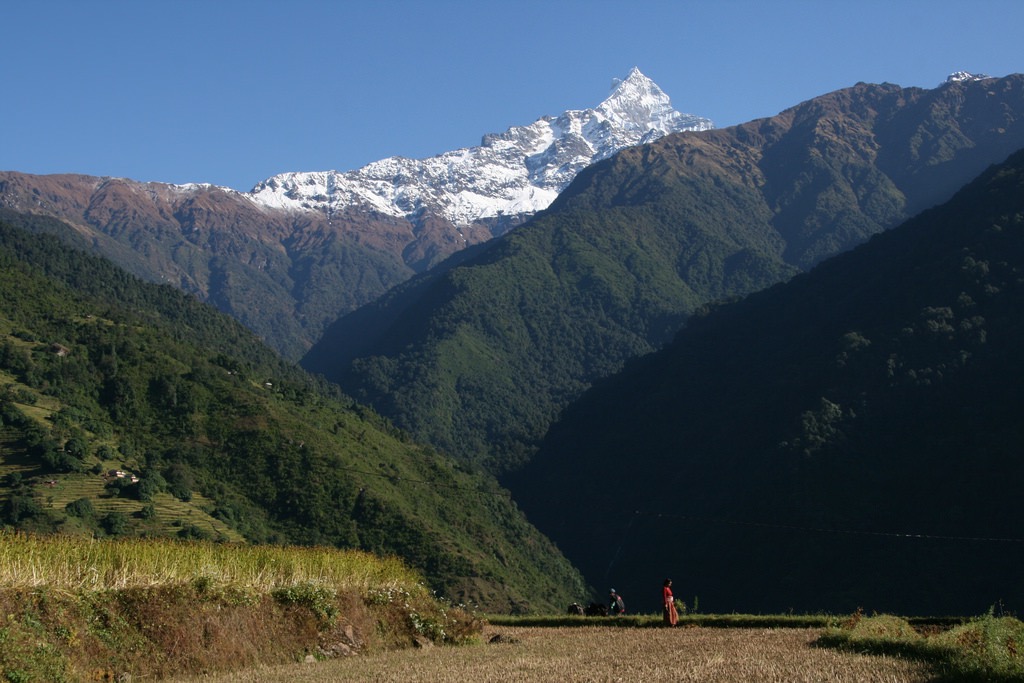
[248,69,713,230]
[945,71,992,83]
[599,67,689,134]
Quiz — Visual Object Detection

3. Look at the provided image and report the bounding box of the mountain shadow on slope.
[511,147,1024,616]
[303,75,1024,474]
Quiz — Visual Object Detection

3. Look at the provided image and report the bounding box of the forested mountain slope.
[513,147,1024,615]
[0,213,585,613]
[304,74,1024,472]
[0,179,417,361]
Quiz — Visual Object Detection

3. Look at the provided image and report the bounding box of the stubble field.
[173,625,933,682]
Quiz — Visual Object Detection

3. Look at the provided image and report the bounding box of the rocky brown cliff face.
[0,171,500,359]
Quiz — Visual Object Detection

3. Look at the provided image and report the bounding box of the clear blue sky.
[4,0,1022,191]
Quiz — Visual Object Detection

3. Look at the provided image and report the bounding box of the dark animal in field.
[567,603,584,615]
[584,603,608,616]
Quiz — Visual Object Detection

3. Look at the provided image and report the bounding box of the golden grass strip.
[0,531,422,594]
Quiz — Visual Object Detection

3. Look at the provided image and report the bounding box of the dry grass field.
[173,624,934,682]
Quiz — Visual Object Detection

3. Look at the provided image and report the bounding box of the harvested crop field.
[174,625,933,682]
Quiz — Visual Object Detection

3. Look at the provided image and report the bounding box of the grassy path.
[174,625,934,682]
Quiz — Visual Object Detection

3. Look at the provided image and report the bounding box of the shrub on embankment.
[0,532,482,681]
[818,608,1024,682]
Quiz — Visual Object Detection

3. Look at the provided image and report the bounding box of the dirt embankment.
[0,584,481,681]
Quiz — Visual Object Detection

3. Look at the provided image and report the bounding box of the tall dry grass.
[171,625,934,682]
[0,531,422,594]
[0,532,475,680]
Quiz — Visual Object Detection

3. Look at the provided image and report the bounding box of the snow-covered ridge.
[248,68,713,227]
[945,71,992,83]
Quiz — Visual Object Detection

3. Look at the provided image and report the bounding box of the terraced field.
[1,366,243,542]
[171,625,934,682]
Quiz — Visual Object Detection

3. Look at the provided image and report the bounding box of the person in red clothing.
[662,578,679,627]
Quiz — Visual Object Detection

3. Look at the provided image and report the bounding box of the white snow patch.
[247,68,713,226]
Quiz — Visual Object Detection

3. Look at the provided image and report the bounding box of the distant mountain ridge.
[249,67,713,230]
[0,69,709,360]
[303,73,1024,472]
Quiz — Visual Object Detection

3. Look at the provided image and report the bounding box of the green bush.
[101,511,129,536]
[64,498,95,519]
[271,582,338,624]
[931,610,1024,681]
[819,610,1024,681]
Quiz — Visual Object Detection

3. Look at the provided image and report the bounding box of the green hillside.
[0,216,585,613]
[0,183,416,362]
[304,75,1024,472]
[514,147,1024,616]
